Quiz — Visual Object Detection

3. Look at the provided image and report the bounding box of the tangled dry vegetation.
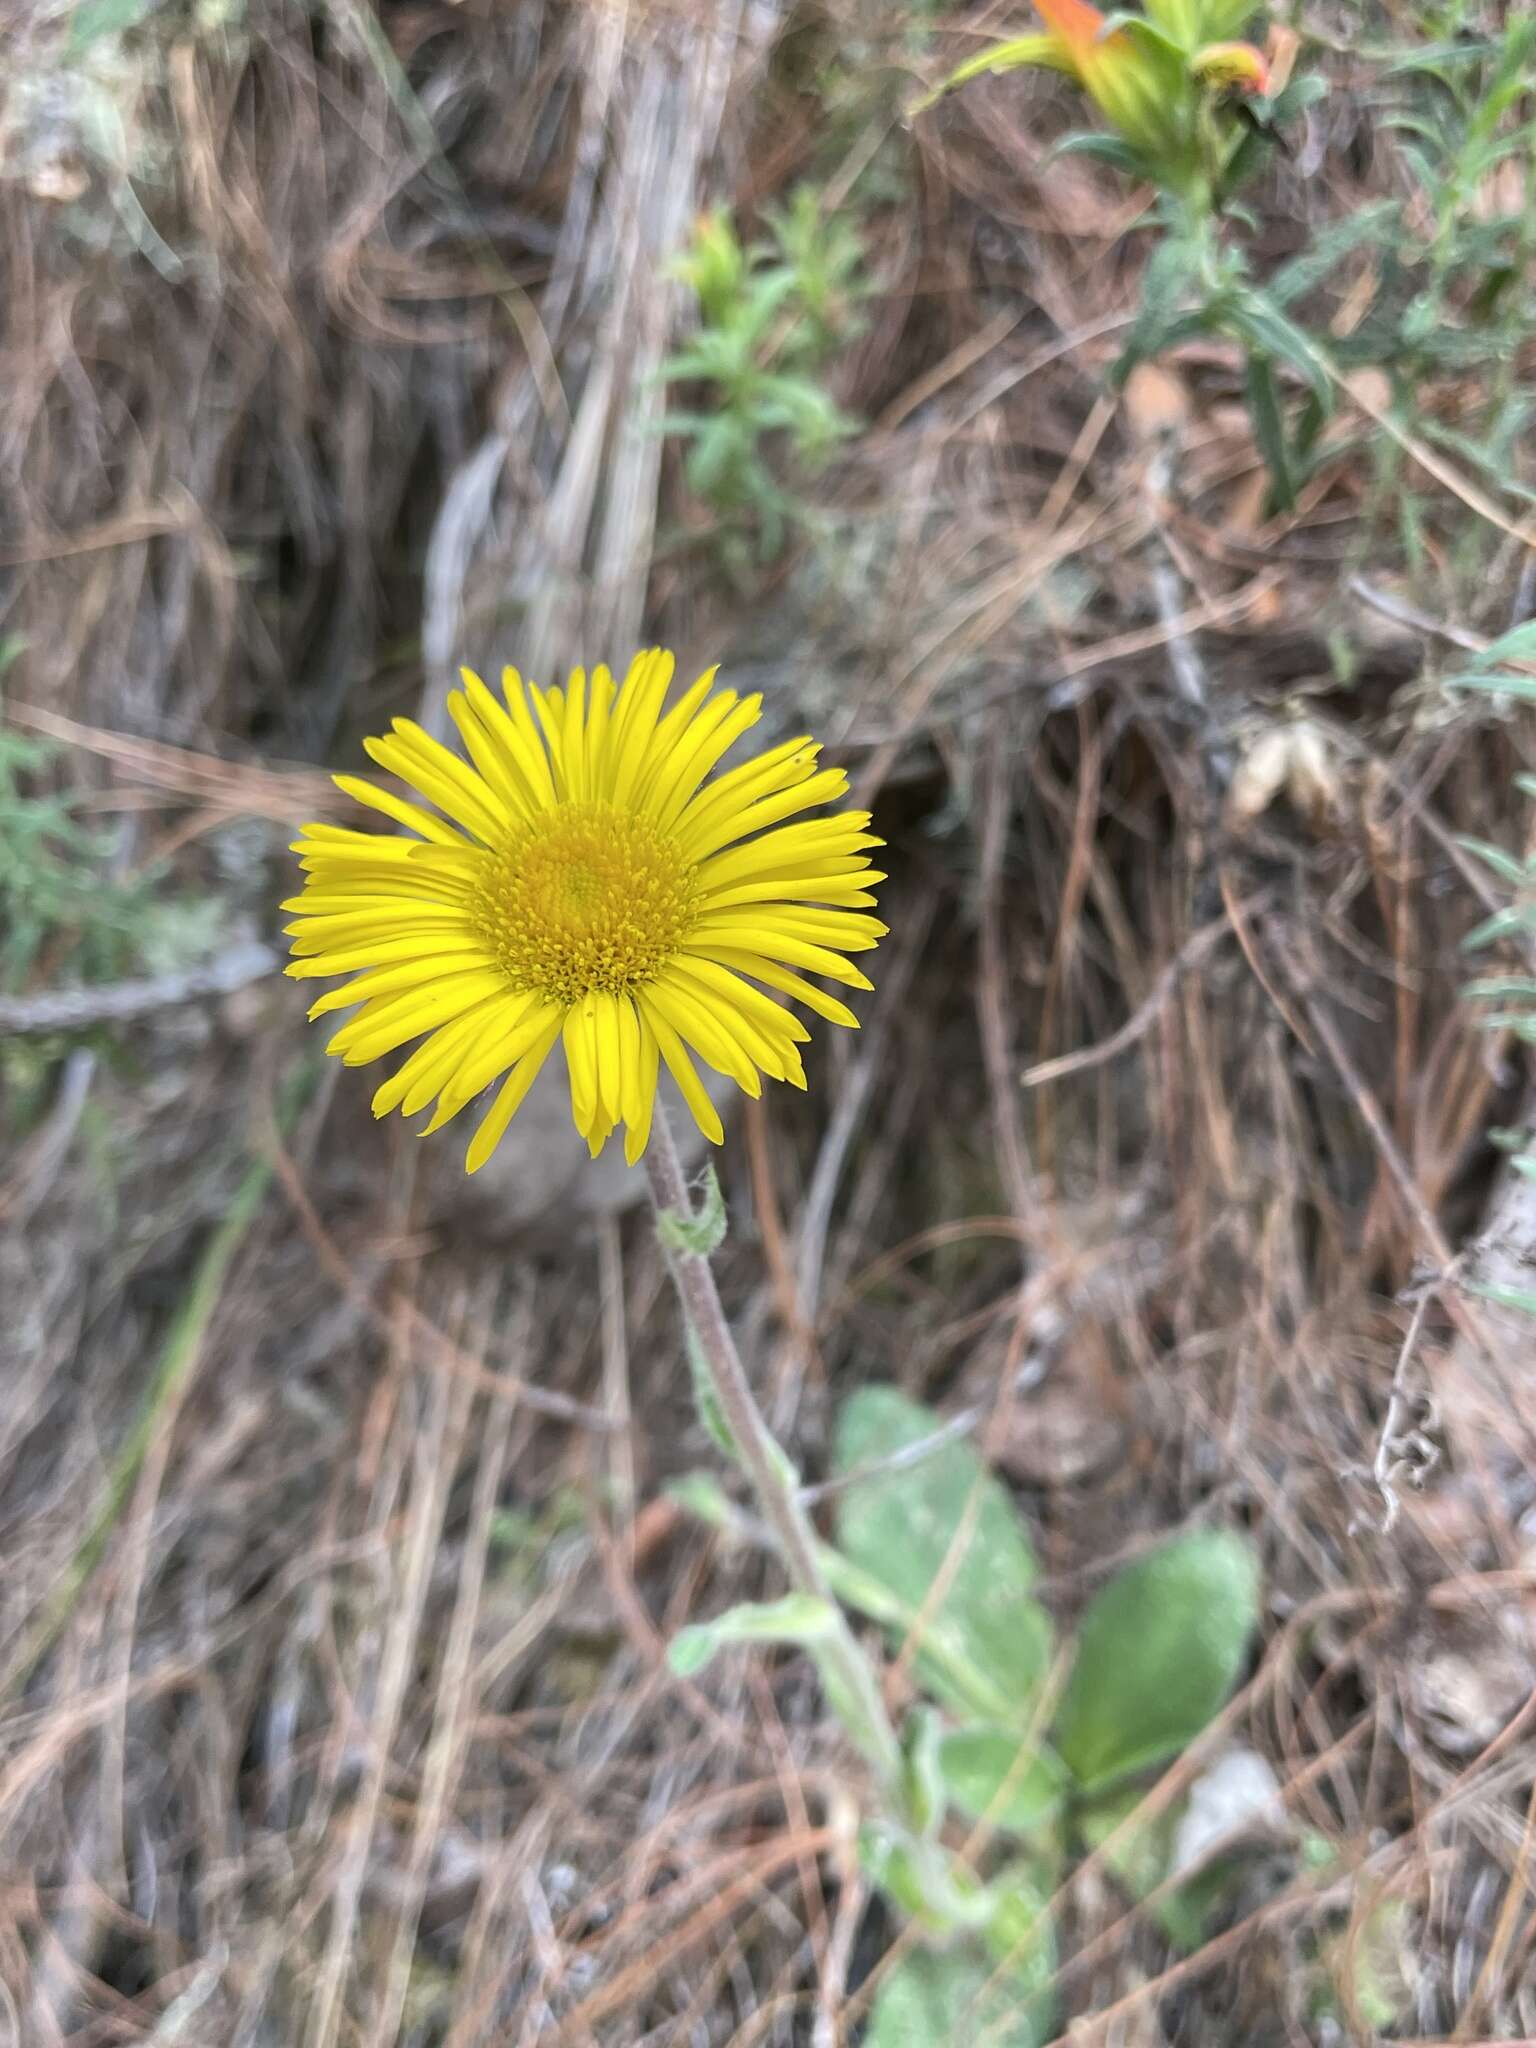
[3,1,1536,2041]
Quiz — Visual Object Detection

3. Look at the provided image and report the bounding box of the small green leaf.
[1461,906,1527,951]
[860,1823,942,1927]
[1100,12,1187,58]
[68,0,156,50]
[1467,1280,1536,1317]
[1054,1530,1260,1793]
[1077,1783,1233,1950]
[861,1820,1039,1938]
[1244,353,1296,512]
[655,1162,727,1256]
[1465,975,1536,1001]
[1455,672,1536,703]
[667,1593,838,1677]
[1482,618,1536,667]
[1225,290,1333,409]
[684,1326,737,1460]
[937,1726,1068,1836]
[1114,237,1213,380]
[1041,132,1148,176]
[902,1706,949,1837]
[665,1471,740,1531]
[865,1935,1053,2048]
[980,1868,1056,1993]
[1446,621,1536,694]
[1381,39,1499,81]
[1268,73,1329,123]
[859,1821,1000,1936]
[831,1388,1053,1723]
[1196,0,1262,36]
[1455,835,1530,885]
[1268,205,1399,311]
[1310,1896,1415,2033]
[1077,1782,1170,1893]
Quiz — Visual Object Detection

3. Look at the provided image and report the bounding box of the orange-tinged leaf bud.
[1190,39,1269,92]
[1032,0,1114,61]
[1050,7,1185,159]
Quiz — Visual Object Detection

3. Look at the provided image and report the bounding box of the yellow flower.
[912,0,1271,176]
[285,651,886,1171]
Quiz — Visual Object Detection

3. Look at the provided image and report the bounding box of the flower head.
[1188,38,1268,92]
[913,0,1270,181]
[285,652,886,1171]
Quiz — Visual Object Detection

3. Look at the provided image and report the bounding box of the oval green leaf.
[1054,1529,1260,1793]
[937,1726,1068,1836]
[831,1388,1053,1722]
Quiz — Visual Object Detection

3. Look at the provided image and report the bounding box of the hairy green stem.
[645,1104,903,1793]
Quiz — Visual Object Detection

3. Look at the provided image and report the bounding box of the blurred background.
[4,0,1536,2040]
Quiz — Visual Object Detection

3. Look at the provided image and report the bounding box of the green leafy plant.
[0,725,139,996]
[915,0,1329,509]
[661,190,867,578]
[1285,16,1536,560]
[915,0,1286,210]
[917,7,1536,527]
[0,723,225,1001]
[0,688,228,1131]
[673,1386,1263,2042]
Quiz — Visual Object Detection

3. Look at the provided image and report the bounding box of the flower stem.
[645,1105,904,1793]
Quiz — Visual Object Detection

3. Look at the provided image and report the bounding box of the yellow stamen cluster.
[472,804,700,1008]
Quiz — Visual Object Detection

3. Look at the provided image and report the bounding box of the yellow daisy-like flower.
[285,650,887,1171]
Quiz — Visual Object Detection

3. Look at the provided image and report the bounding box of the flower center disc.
[472,803,699,1006]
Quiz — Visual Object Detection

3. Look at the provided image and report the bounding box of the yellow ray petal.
[584,663,616,795]
[560,668,589,804]
[749,906,889,947]
[333,775,472,847]
[562,997,600,1138]
[685,919,874,984]
[623,1013,661,1165]
[660,964,804,1083]
[419,995,557,1127]
[607,651,675,806]
[695,814,878,886]
[650,693,764,829]
[445,686,544,822]
[645,977,761,1092]
[371,999,505,1117]
[364,725,508,845]
[708,948,862,1029]
[305,949,491,1017]
[616,992,644,1131]
[628,667,719,807]
[465,1014,564,1173]
[285,932,485,976]
[328,969,508,1064]
[699,875,885,913]
[589,989,624,1126]
[683,767,853,860]
[642,1001,725,1145]
[669,953,812,1046]
[495,669,560,808]
[675,739,820,854]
